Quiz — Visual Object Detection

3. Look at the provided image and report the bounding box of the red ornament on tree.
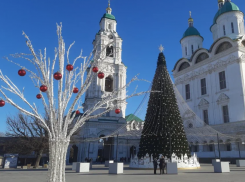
[36,94,42,99]
[92,67,99,73]
[98,72,104,79]
[54,72,62,80]
[40,85,48,92]
[18,69,26,76]
[66,64,73,71]
[73,87,79,93]
[0,100,5,107]
[76,110,80,115]
[115,109,121,114]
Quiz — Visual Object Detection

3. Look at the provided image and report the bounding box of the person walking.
[153,158,158,174]
[159,156,166,174]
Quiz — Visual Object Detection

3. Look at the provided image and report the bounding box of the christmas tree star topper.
[159,44,164,53]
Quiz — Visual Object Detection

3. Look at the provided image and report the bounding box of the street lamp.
[238,141,245,158]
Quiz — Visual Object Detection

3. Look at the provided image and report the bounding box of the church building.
[173,0,245,159]
[66,2,143,164]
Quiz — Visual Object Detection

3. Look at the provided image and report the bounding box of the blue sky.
[0,0,245,133]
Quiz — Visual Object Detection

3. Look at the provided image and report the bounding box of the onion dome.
[100,0,116,22]
[181,12,204,42]
[211,1,240,29]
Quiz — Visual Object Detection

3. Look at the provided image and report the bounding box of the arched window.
[226,140,231,151]
[179,62,190,72]
[105,76,113,92]
[108,24,111,30]
[133,123,136,130]
[215,42,232,54]
[196,53,209,64]
[223,25,226,35]
[231,22,234,33]
[106,46,114,57]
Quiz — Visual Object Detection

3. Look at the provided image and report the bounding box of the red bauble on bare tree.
[92,67,99,73]
[36,94,42,99]
[0,100,5,107]
[73,87,79,93]
[54,72,62,80]
[98,72,104,79]
[40,85,48,92]
[66,64,73,71]
[76,110,80,115]
[18,69,26,76]
[115,109,121,114]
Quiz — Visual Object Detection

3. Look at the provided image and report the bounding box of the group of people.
[85,158,93,162]
[119,157,127,162]
[153,156,166,174]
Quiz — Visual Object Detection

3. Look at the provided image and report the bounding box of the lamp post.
[217,133,221,160]
[238,141,241,159]
[102,141,104,160]
[88,142,91,159]
[109,144,111,160]
[116,134,119,162]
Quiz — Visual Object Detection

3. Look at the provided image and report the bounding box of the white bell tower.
[83,1,127,120]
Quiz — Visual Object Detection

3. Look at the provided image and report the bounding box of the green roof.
[211,1,240,29]
[100,13,116,22]
[181,26,203,41]
[125,114,144,122]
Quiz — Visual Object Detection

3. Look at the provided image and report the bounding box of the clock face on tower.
[108,35,113,39]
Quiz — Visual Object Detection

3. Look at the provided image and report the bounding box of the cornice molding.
[175,52,245,85]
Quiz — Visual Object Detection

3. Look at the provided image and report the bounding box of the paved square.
[0,164,244,182]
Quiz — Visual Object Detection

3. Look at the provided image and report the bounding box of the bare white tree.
[0,24,149,182]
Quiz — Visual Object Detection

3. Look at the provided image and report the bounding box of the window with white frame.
[223,25,226,35]
[219,71,226,90]
[185,47,187,56]
[223,105,229,123]
[201,78,207,95]
[191,45,194,54]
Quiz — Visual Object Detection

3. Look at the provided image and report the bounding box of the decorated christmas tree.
[137,45,190,159]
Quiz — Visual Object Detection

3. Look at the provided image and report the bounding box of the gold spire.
[218,0,224,3]
[188,11,193,22]
[106,0,112,12]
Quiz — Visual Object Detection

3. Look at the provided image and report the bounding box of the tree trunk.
[48,139,69,182]
[34,149,43,168]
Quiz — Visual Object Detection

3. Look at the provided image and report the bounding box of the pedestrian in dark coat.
[153,158,158,174]
[159,156,166,174]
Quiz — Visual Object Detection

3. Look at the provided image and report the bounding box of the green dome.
[182,26,203,40]
[212,1,240,25]
[100,13,116,22]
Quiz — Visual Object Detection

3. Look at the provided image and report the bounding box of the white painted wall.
[181,36,203,59]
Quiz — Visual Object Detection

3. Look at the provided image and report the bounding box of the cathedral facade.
[173,0,245,159]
